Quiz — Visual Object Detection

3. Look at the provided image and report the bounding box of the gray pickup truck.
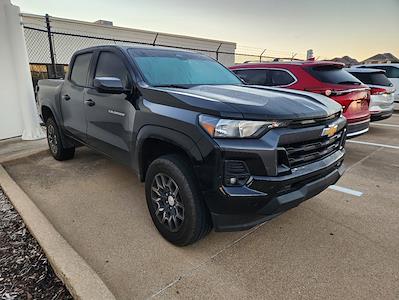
[37,45,346,246]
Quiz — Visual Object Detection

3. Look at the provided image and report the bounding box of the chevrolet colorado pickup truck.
[37,45,347,246]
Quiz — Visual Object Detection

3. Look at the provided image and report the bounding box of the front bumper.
[211,151,345,231]
[198,117,347,232]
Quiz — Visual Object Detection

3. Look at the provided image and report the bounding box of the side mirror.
[94,77,125,94]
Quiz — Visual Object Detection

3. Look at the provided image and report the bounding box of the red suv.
[230,61,370,137]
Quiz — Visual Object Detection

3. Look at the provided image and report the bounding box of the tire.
[46,117,75,161]
[145,154,211,246]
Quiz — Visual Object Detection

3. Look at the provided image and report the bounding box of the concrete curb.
[0,165,116,300]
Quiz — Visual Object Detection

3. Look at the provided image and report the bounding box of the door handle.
[84,99,96,107]
[62,94,71,101]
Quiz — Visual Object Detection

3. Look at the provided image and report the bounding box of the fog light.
[224,160,250,186]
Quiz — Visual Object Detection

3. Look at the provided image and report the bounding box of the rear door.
[60,52,93,141]
[85,49,135,162]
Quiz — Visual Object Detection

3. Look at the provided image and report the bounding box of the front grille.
[282,130,344,167]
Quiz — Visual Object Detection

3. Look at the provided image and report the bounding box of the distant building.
[362,53,399,64]
[21,13,237,87]
[93,20,113,26]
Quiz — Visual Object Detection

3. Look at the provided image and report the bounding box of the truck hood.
[141,84,342,120]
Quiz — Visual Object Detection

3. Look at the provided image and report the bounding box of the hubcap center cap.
[167,195,175,206]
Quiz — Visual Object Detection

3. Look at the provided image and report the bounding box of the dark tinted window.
[308,65,362,85]
[370,66,399,78]
[233,69,267,85]
[95,51,130,88]
[350,72,393,87]
[70,52,92,86]
[269,69,295,86]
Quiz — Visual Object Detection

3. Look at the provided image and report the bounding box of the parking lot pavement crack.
[346,146,384,173]
[303,206,399,264]
[149,222,267,298]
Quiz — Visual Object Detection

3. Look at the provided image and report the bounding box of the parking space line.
[371,123,399,128]
[347,140,399,150]
[328,185,363,197]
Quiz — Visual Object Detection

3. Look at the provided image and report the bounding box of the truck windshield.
[128,48,242,87]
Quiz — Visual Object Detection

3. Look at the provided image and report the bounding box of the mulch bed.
[0,187,73,300]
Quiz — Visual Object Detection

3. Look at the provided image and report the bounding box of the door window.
[233,69,267,85]
[95,52,130,89]
[70,52,92,86]
[268,69,296,86]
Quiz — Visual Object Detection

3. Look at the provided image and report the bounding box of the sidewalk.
[0,136,47,164]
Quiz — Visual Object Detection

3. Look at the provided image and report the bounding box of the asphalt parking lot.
[4,114,399,299]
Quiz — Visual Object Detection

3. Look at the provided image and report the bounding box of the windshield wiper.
[154,84,189,89]
[337,81,361,85]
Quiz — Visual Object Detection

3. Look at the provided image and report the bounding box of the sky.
[11,0,399,61]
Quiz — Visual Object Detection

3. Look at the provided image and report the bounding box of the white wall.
[0,0,44,140]
[21,13,236,66]
[0,0,24,139]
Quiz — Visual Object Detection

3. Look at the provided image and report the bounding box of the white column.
[0,0,45,140]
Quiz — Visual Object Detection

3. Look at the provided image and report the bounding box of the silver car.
[346,68,395,121]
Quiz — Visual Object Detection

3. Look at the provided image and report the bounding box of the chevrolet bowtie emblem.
[322,124,338,137]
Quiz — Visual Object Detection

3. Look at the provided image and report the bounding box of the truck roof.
[74,44,201,54]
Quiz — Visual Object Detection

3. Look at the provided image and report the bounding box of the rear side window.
[350,72,393,87]
[307,65,362,85]
[95,51,130,88]
[70,52,92,86]
[233,69,267,85]
[269,69,296,86]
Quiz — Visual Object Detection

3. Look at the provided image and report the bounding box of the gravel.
[0,187,73,300]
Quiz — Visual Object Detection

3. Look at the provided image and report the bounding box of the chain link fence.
[23,14,313,83]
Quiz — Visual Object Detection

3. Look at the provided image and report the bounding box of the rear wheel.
[145,154,211,246]
[46,117,75,161]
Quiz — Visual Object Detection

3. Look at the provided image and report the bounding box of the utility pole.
[259,49,266,62]
[216,43,223,61]
[45,14,57,78]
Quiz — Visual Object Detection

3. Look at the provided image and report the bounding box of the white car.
[354,63,399,104]
[346,68,395,121]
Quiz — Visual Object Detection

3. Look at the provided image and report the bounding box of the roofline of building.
[20,13,236,47]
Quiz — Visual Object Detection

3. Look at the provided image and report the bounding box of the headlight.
[199,115,285,138]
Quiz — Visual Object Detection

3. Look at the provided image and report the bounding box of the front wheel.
[145,155,211,246]
[46,117,75,161]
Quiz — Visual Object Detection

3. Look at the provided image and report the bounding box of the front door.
[85,50,135,163]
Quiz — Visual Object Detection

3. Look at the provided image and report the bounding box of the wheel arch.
[41,105,75,148]
[135,125,203,182]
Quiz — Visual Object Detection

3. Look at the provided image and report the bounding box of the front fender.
[134,125,204,181]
